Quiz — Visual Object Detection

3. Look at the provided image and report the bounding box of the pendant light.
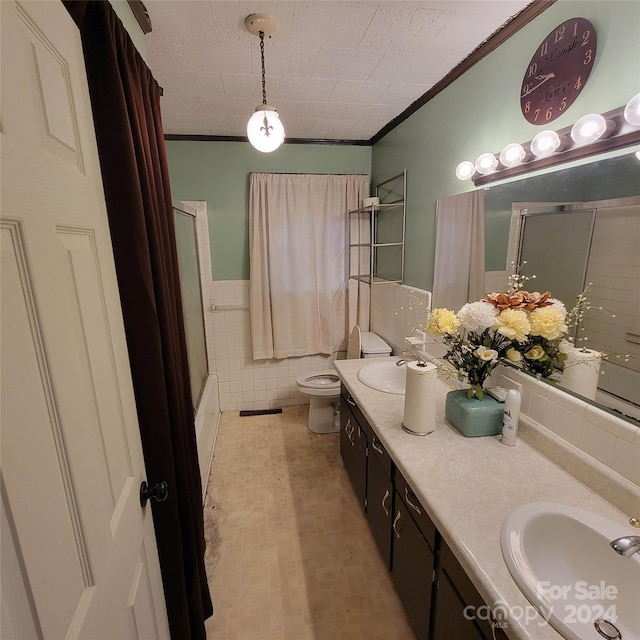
[245,14,285,153]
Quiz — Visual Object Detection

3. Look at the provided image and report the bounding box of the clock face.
[520,17,597,125]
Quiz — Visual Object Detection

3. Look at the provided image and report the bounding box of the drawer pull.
[393,510,402,539]
[404,487,422,515]
[346,395,356,407]
[371,437,383,455]
[382,489,390,516]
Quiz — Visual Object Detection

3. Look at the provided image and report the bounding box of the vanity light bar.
[456,98,640,186]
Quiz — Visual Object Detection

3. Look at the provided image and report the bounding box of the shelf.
[350,274,402,285]
[348,171,406,288]
[349,202,404,215]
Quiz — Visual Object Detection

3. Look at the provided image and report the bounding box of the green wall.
[166,142,371,279]
[371,0,640,290]
[164,0,638,286]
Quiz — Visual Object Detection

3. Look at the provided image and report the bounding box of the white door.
[0,1,171,638]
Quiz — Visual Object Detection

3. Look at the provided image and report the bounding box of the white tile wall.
[370,283,431,355]
[495,364,640,487]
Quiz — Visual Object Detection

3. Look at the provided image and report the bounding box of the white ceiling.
[145,1,533,142]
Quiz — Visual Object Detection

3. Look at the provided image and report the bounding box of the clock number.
[572,21,579,37]
[583,49,593,65]
[559,96,568,112]
[528,62,538,77]
[582,30,591,46]
[524,101,531,114]
[546,106,554,121]
[554,25,565,43]
[540,41,548,57]
[574,75,583,90]
[534,108,541,122]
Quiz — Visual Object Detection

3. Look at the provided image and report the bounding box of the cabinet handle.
[346,395,356,407]
[382,489,390,516]
[404,487,422,515]
[371,437,383,455]
[393,510,402,539]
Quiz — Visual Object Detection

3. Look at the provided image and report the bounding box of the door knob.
[140,480,169,508]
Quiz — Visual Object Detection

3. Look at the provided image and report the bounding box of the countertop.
[334,357,634,640]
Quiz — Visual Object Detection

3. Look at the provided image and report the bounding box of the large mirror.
[483,152,640,424]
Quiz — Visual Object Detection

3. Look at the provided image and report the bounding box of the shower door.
[174,207,208,411]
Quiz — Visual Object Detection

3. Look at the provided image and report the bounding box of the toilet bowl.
[296,371,342,434]
[296,327,391,433]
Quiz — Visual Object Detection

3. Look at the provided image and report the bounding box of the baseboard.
[195,374,220,502]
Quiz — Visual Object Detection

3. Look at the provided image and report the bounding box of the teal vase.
[445,390,504,437]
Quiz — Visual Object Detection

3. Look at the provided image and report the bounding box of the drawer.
[395,470,436,550]
[340,385,372,439]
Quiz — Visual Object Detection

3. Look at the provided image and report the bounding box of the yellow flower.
[426,308,460,335]
[495,309,531,343]
[525,345,547,361]
[528,307,568,340]
[506,347,522,362]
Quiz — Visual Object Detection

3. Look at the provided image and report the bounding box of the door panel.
[0,1,169,637]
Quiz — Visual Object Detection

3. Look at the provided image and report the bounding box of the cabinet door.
[433,540,508,640]
[391,495,434,640]
[366,454,393,568]
[432,570,486,640]
[339,396,367,511]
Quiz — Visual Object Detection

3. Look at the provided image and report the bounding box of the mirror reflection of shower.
[514,197,640,418]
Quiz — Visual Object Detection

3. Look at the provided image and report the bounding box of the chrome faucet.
[610,535,640,557]
[396,353,427,366]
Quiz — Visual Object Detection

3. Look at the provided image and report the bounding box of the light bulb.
[624,92,640,126]
[247,105,285,152]
[530,130,562,157]
[455,161,476,180]
[499,143,526,168]
[474,153,498,175]
[571,113,610,145]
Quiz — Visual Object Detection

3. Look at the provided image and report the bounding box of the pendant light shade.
[245,14,285,153]
[247,105,285,153]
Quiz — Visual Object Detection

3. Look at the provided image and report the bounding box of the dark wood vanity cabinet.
[339,388,510,640]
[339,389,368,512]
[391,473,436,640]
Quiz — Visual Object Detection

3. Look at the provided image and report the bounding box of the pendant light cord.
[259,31,267,105]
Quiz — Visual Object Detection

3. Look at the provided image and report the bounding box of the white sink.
[501,502,640,640]
[357,361,407,394]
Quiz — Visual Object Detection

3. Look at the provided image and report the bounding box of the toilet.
[296,326,392,433]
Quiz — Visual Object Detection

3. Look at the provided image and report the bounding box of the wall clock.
[520,17,597,125]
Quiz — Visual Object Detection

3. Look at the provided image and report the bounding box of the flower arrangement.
[426,267,574,399]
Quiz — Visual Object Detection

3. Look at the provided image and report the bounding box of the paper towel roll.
[561,347,601,400]
[402,362,438,436]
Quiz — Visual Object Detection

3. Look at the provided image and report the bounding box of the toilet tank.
[360,332,392,358]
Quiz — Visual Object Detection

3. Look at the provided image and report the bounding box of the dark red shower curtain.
[63,2,212,638]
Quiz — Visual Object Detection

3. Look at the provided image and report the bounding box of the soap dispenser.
[500,389,521,446]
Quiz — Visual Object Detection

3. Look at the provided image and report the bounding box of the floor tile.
[203,406,414,639]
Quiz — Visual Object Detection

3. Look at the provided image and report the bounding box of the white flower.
[548,298,567,318]
[457,301,498,333]
[475,347,498,362]
[558,339,573,354]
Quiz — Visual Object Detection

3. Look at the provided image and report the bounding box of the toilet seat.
[296,371,340,397]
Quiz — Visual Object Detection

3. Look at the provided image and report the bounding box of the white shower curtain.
[249,173,369,360]
[432,190,485,311]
